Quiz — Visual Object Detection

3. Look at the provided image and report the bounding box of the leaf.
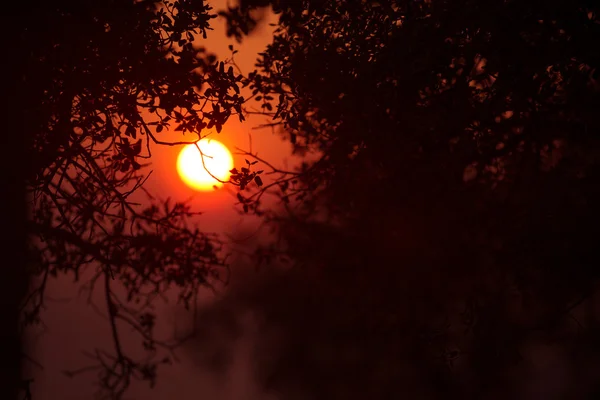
[255,176,263,187]
[463,164,478,182]
[126,125,136,138]
[133,139,142,155]
[156,125,163,133]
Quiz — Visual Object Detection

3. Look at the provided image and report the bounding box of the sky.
[23,2,600,399]
[25,3,290,399]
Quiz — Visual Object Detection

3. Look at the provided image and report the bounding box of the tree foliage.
[19,0,600,397]
[206,0,600,398]
[20,0,246,397]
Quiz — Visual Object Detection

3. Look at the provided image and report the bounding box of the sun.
[176,139,234,191]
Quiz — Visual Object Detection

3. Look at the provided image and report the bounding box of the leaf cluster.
[216,0,600,398]
[20,0,243,397]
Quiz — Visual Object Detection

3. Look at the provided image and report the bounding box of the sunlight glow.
[176,139,234,191]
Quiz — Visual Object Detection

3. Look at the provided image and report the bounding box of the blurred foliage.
[18,0,600,398]
[211,0,600,398]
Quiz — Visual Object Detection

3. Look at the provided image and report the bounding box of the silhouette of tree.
[19,0,600,397]
[19,0,248,397]
[205,0,600,398]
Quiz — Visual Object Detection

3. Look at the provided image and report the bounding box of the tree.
[19,0,600,397]
[198,0,600,398]
[19,0,248,397]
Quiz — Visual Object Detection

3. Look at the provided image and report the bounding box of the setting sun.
[176,139,234,191]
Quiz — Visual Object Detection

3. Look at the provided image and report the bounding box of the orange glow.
[176,139,234,191]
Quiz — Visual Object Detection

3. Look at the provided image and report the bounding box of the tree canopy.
[202,0,600,398]
[18,0,600,398]
[20,0,248,397]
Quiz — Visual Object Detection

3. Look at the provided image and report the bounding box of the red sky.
[137,2,288,238]
[26,3,290,399]
[24,3,591,399]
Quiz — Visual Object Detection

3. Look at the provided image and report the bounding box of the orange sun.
[176,139,234,191]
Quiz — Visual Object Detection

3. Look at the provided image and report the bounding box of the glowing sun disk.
[176,139,234,191]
